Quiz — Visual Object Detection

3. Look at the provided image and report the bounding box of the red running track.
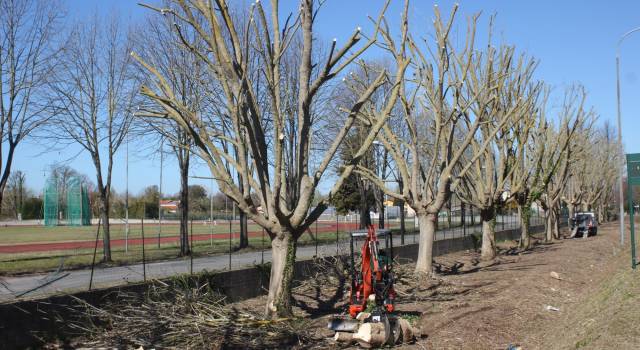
[0,222,366,254]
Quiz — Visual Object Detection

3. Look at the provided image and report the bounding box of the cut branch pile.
[66,280,313,349]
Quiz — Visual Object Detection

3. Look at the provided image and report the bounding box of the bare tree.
[507,86,585,249]
[361,7,532,273]
[0,0,62,207]
[48,15,135,261]
[134,0,407,317]
[135,9,211,256]
[595,120,621,222]
[536,87,589,241]
[4,170,25,219]
[455,47,539,261]
[561,114,600,221]
[580,122,619,213]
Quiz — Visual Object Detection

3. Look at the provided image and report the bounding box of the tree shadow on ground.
[292,263,347,318]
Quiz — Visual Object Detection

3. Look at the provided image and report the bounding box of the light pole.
[616,27,640,245]
[125,131,129,253]
[158,138,163,248]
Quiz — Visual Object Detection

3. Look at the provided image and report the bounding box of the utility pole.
[125,132,129,252]
[158,138,163,248]
[210,177,214,246]
[616,27,640,245]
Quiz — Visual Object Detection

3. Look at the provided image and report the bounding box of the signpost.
[626,153,640,269]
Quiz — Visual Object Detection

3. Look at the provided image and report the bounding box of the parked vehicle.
[571,212,598,238]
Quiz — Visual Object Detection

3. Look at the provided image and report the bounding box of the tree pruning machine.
[328,226,400,344]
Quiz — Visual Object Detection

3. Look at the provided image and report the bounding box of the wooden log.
[353,322,387,348]
[334,331,354,343]
[398,318,417,344]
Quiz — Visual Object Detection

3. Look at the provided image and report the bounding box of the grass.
[0,229,363,275]
[0,214,526,275]
[538,264,640,350]
[0,222,268,245]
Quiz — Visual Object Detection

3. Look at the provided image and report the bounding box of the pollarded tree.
[355,6,524,274]
[538,87,590,241]
[580,122,619,214]
[562,114,600,219]
[455,47,540,261]
[134,0,409,317]
[595,121,621,222]
[508,86,583,249]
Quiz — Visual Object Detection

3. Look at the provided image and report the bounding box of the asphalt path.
[0,218,523,303]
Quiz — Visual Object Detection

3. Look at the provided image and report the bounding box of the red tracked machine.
[328,226,397,339]
[348,226,396,318]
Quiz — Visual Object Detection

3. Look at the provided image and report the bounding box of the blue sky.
[10,0,640,196]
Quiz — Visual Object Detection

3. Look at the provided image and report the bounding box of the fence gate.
[627,153,640,269]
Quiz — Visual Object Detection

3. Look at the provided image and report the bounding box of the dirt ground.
[230,221,638,350]
[59,221,638,349]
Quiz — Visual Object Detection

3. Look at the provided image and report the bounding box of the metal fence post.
[190,218,194,275]
[141,215,146,282]
[228,210,232,270]
[88,218,102,291]
[336,214,339,255]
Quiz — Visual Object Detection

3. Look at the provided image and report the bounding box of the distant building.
[160,200,180,213]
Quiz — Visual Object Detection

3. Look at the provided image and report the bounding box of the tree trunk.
[399,201,406,245]
[179,161,190,256]
[237,171,249,249]
[545,207,554,242]
[0,144,17,214]
[518,204,531,249]
[358,181,371,229]
[598,205,604,223]
[480,207,496,260]
[447,200,452,228]
[414,212,436,275]
[567,204,574,227]
[99,191,112,262]
[470,206,475,226]
[239,212,249,248]
[265,232,297,318]
[359,202,371,229]
[552,206,560,239]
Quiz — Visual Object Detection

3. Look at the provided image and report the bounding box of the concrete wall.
[0,224,546,349]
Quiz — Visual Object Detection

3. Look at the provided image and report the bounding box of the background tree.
[4,170,25,219]
[47,163,84,218]
[536,87,589,241]
[135,0,407,317]
[0,0,62,207]
[334,61,394,229]
[135,7,213,255]
[48,15,135,261]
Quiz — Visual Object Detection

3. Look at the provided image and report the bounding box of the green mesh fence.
[43,177,58,226]
[82,183,91,225]
[66,176,91,226]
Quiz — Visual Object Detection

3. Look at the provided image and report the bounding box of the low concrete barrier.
[0,224,546,349]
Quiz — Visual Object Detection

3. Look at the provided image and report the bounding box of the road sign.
[627,153,640,185]
[626,153,640,269]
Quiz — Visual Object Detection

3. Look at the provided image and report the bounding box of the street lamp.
[616,26,640,245]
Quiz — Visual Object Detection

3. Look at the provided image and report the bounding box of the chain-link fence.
[0,200,566,301]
